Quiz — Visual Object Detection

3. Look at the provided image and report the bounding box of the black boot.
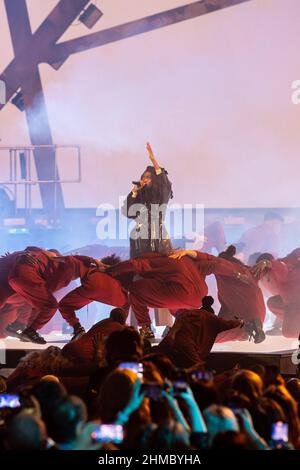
[70,323,85,342]
[5,320,26,339]
[245,319,266,344]
[20,327,47,344]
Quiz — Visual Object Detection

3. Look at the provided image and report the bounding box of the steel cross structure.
[0,0,251,214]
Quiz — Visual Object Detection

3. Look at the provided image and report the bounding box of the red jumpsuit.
[0,251,25,307]
[215,264,266,342]
[58,269,129,327]
[109,252,243,326]
[0,285,81,337]
[8,254,96,331]
[0,251,41,335]
[0,294,34,337]
[157,308,241,368]
[61,318,125,363]
[258,250,300,337]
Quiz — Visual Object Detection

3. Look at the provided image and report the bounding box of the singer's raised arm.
[146,142,161,174]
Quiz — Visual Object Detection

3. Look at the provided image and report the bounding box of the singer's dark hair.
[140,165,173,204]
[101,253,121,266]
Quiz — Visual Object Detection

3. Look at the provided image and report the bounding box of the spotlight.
[11,91,25,112]
[79,3,103,29]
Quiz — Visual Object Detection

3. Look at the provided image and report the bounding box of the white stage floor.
[1,332,70,350]
[0,328,298,354]
[212,335,298,354]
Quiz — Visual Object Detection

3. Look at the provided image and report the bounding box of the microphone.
[132,181,141,187]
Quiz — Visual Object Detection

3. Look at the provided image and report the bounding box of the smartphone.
[118,362,143,378]
[271,421,288,445]
[173,380,188,396]
[91,424,124,444]
[0,394,21,409]
[141,383,164,400]
[191,371,213,382]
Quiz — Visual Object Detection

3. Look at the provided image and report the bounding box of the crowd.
[0,235,299,452]
[0,308,299,451]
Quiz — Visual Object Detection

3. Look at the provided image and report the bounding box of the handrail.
[0,144,81,215]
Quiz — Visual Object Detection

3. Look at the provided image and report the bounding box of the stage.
[209,335,298,375]
[0,328,298,376]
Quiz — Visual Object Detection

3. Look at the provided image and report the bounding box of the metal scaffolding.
[0,144,81,217]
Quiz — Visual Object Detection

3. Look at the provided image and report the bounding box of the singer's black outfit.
[122,168,173,258]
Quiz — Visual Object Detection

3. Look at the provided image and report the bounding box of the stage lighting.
[11,91,25,112]
[79,3,103,29]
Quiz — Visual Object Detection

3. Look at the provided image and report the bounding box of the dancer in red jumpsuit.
[253,248,300,338]
[157,296,243,367]
[0,294,34,338]
[0,247,53,337]
[58,255,129,328]
[109,250,251,338]
[61,307,127,364]
[0,249,34,308]
[7,251,101,343]
[216,246,266,343]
